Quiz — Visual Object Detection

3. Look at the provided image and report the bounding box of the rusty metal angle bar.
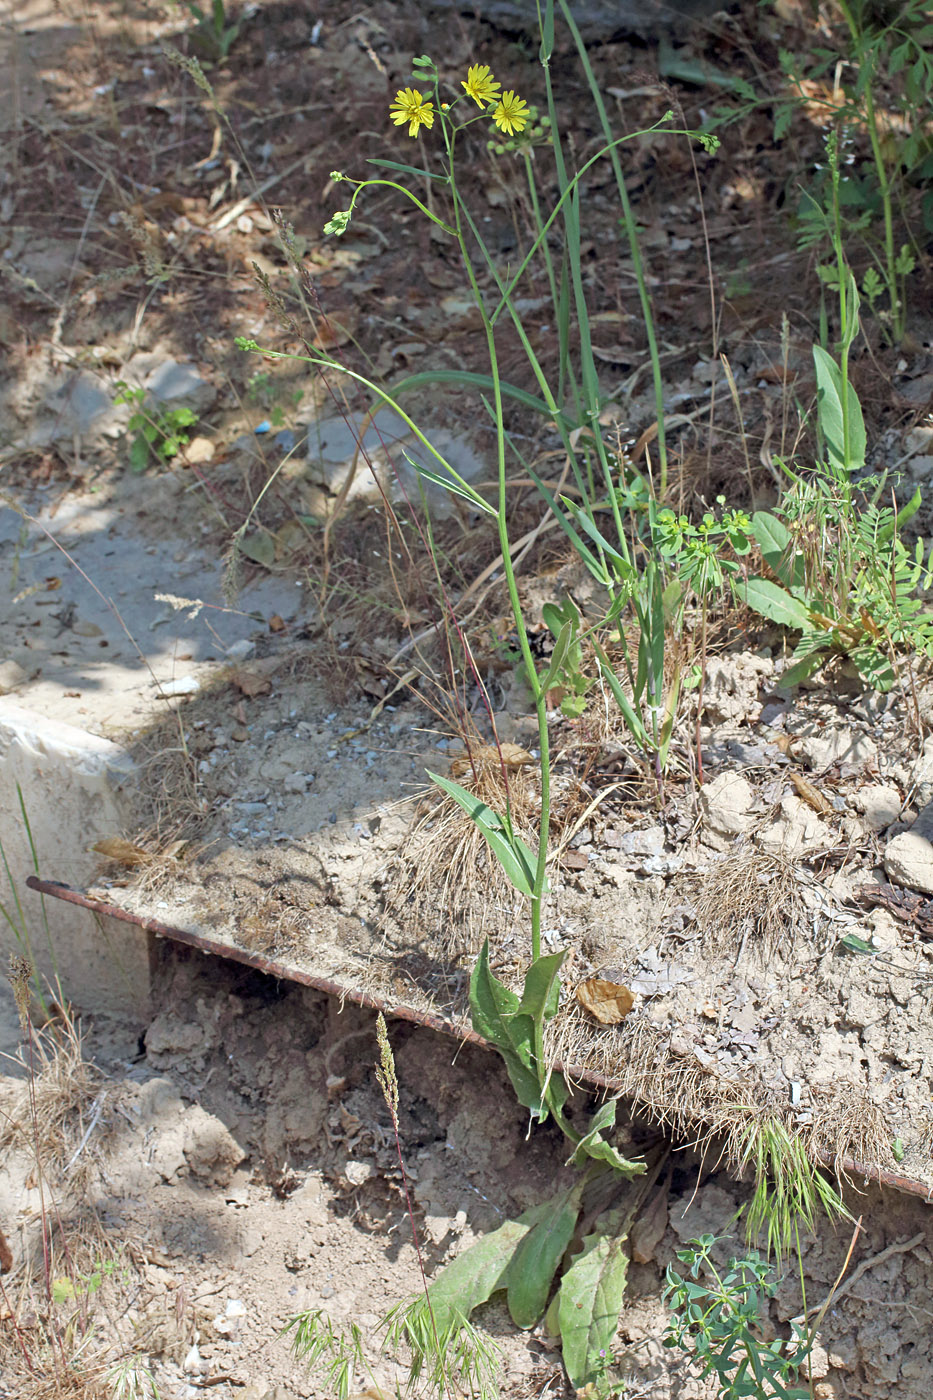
[26,876,933,1205]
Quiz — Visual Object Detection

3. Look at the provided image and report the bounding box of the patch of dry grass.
[689,849,808,960]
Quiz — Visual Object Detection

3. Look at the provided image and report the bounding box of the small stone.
[759,795,833,857]
[154,675,200,698]
[283,773,308,794]
[0,660,28,693]
[183,1343,203,1374]
[699,771,755,839]
[853,783,902,831]
[182,435,215,464]
[884,831,933,895]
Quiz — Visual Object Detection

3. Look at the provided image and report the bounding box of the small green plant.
[114,382,198,473]
[181,0,244,63]
[737,216,933,691]
[106,1356,162,1400]
[663,1235,810,1400]
[782,0,932,342]
[246,370,302,429]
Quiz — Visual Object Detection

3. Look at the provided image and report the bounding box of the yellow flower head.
[462,64,501,108]
[389,87,435,137]
[492,90,529,136]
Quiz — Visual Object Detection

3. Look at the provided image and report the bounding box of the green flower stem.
[339,177,456,237]
[440,140,550,975]
[556,0,670,496]
[836,0,902,339]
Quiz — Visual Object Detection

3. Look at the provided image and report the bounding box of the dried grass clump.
[387,738,539,960]
[689,849,808,959]
[802,1084,891,1181]
[0,1006,106,1188]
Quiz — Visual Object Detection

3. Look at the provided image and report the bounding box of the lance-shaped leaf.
[505,1179,585,1328]
[570,1098,645,1177]
[469,941,544,1115]
[427,771,540,899]
[557,1231,630,1388]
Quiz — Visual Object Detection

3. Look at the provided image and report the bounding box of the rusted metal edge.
[28,875,933,1205]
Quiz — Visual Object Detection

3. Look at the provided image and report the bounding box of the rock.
[699,772,755,841]
[31,369,127,446]
[182,434,215,464]
[307,412,486,520]
[144,357,216,412]
[225,638,255,662]
[908,735,933,803]
[183,1105,246,1186]
[153,674,200,698]
[884,831,933,895]
[853,783,902,831]
[799,726,877,772]
[701,652,771,725]
[0,660,28,694]
[759,795,833,857]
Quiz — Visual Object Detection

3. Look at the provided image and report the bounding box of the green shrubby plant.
[113,381,198,473]
[663,1236,811,1400]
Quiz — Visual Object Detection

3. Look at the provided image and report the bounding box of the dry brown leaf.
[576,978,635,1025]
[92,837,152,867]
[0,1225,13,1275]
[561,850,589,871]
[790,770,834,816]
[448,742,534,777]
[231,668,272,698]
[268,614,286,632]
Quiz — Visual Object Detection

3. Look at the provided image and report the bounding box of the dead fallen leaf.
[268,613,286,633]
[0,1225,13,1274]
[92,837,152,867]
[231,668,272,698]
[790,770,834,816]
[561,850,589,871]
[448,742,534,778]
[575,978,635,1025]
[630,1186,669,1264]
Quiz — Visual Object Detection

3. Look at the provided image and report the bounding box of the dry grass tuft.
[689,849,808,960]
[0,1006,106,1189]
[387,727,540,961]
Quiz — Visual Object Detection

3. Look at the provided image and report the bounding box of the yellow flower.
[462,64,501,108]
[492,90,529,136]
[389,88,435,137]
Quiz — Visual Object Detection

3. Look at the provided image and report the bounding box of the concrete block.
[0,701,151,1022]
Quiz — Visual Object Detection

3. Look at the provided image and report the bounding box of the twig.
[793,1225,923,1330]
[63,1090,107,1176]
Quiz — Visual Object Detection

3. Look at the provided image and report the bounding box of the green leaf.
[740,577,811,630]
[570,1099,645,1177]
[557,1232,630,1388]
[405,457,496,517]
[468,941,545,1115]
[425,1213,537,1332]
[366,158,449,182]
[505,1180,585,1328]
[129,435,150,473]
[426,772,539,898]
[518,950,567,1024]
[538,619,574,694]
[750,512,803,589]
[559,498,632,580]
[781,651,827,687]
[238,529,277,567]
[812,344,866,474]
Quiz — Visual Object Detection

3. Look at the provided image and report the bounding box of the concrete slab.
[0,700,150,1021]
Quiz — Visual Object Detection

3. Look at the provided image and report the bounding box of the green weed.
[663,1236,810,1400]
[114,381,198,473]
